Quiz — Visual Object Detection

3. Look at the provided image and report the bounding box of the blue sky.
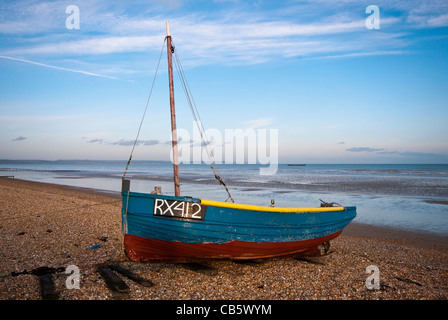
[0,0,447,164]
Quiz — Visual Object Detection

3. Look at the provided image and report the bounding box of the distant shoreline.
[2,159,448,165]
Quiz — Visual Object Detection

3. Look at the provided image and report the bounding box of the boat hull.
[123,231,342,262]
[121,191,356,262]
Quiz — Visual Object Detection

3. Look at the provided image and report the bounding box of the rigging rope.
[172,41,234,203]
[121,38,234,203]
[122,38,167,179]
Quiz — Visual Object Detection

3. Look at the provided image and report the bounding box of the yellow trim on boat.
[200,199,345,213]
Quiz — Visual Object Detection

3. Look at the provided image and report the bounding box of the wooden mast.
[166,21,180,197]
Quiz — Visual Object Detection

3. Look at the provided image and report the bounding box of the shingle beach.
[1,178,447,301]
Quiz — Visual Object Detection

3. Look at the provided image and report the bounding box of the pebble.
[1,179,447,300]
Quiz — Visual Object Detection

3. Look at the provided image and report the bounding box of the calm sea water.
[1,160,447,236]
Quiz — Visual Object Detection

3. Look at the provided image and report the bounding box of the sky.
[0,0,447,164]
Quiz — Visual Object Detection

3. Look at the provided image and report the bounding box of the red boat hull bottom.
[123,231,342,262]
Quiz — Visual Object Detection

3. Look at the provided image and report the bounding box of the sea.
[1,160,447,236]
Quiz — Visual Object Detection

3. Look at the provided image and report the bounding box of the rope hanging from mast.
[172,41,235,203]
[122,38,167,179]
[121,35,234,203]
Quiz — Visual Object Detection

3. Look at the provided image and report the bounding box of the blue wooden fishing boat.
[121,22,356,262]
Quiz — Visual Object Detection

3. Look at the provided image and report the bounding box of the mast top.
[166,21,171,37]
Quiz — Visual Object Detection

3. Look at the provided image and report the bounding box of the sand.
[0,178,447,301]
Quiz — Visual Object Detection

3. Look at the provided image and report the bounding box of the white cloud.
[305,50,406,60]
[0,1,61,35]
[3,18,371,59]
[0,55,118,79]
[1,0,447,73]
[0,115,81,123]
[3,35,162,56]
[427,13,448,27]
[244,118,275,129]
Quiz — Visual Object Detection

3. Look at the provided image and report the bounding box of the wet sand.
[0,178,447,301]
